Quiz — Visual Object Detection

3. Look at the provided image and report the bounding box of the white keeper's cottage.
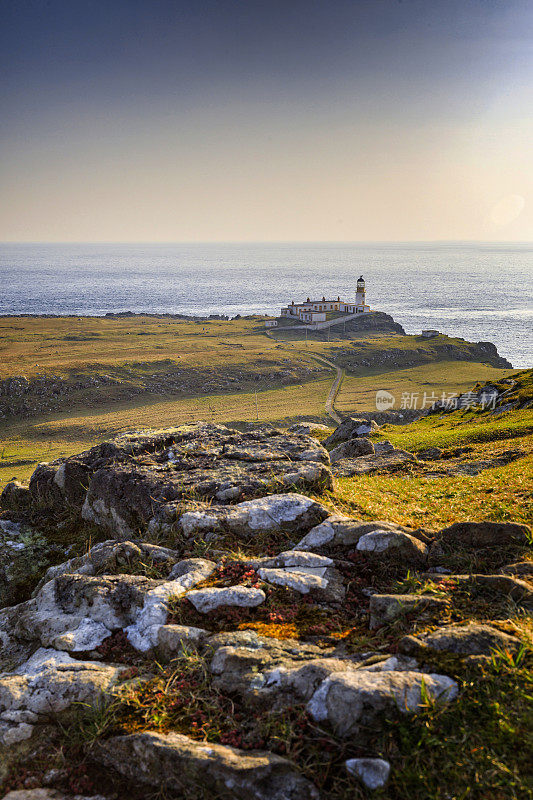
[280,276,371,323]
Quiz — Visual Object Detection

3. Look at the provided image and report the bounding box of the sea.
[0,242,531,368]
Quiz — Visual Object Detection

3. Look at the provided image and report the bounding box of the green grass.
[336,361,514,414]
[377,409,533,452]
[383,654,533,800]
[334,452,533,530]
[329,404,533,530]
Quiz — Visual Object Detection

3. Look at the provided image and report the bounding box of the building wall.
[281,298,370,319]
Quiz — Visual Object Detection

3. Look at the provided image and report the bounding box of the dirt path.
[313,355,344,424]
[264,331,344,423]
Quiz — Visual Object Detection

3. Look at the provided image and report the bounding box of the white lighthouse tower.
[355,276,366,309]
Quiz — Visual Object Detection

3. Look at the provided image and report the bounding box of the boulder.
[329,437,375,463]
[79,426,332,536]
[399,623,523,657]
[8,425,333,538]
[296,517,420,551]
[332,449,417,477]
[0,481,32,515]
[156,624,208,660]
[225,494,328,538]
[369,593,450,629]
[346,757,391,790]
[0,648,121,747]
[437,521,530,548]
[356,530,428,566]
[307,670,458,736]
[324,418,379,448]
[95,730,319,800]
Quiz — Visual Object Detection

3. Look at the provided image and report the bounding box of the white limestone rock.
[272,550,333,569]
[186,586,266,614]
[346,757,391,790]
[157,624,208,660]
[225,493,328,537]
[296,517,415,551]
[0,648,121,740]
[257,568,328,595]
[357,530,428,565]
[124,559,216,651]
[307,670,458,736]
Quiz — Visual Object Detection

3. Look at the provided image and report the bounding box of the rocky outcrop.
[329,437,375,463]
[0,421,530,799]
[1,424,332,539]
[399,624,523,657]
[332,339,512,374]
[306,670,458,736]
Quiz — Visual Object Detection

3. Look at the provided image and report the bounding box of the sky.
[0,0,532,242]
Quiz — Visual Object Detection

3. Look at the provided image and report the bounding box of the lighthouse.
[355,276,366,308]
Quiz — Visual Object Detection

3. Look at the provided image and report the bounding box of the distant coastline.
[0,242,531,366]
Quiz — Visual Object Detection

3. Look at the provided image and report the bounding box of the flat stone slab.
[174,493,329,540]
[95,730,319,800]
[399,623,523,657]
[324,418,379,448]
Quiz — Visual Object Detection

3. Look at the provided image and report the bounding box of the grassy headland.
[0,314,516,492]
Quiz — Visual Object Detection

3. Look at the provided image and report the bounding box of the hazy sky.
[1,0,532,242]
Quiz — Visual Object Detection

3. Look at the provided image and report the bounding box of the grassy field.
[335,360,514,414]
[1,315,514,492]
[0,315,286,378]
[0,377,333,489]
[329,407,533,530]
[0,315,509,379]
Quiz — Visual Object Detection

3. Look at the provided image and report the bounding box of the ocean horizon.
[1,241,531,368]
